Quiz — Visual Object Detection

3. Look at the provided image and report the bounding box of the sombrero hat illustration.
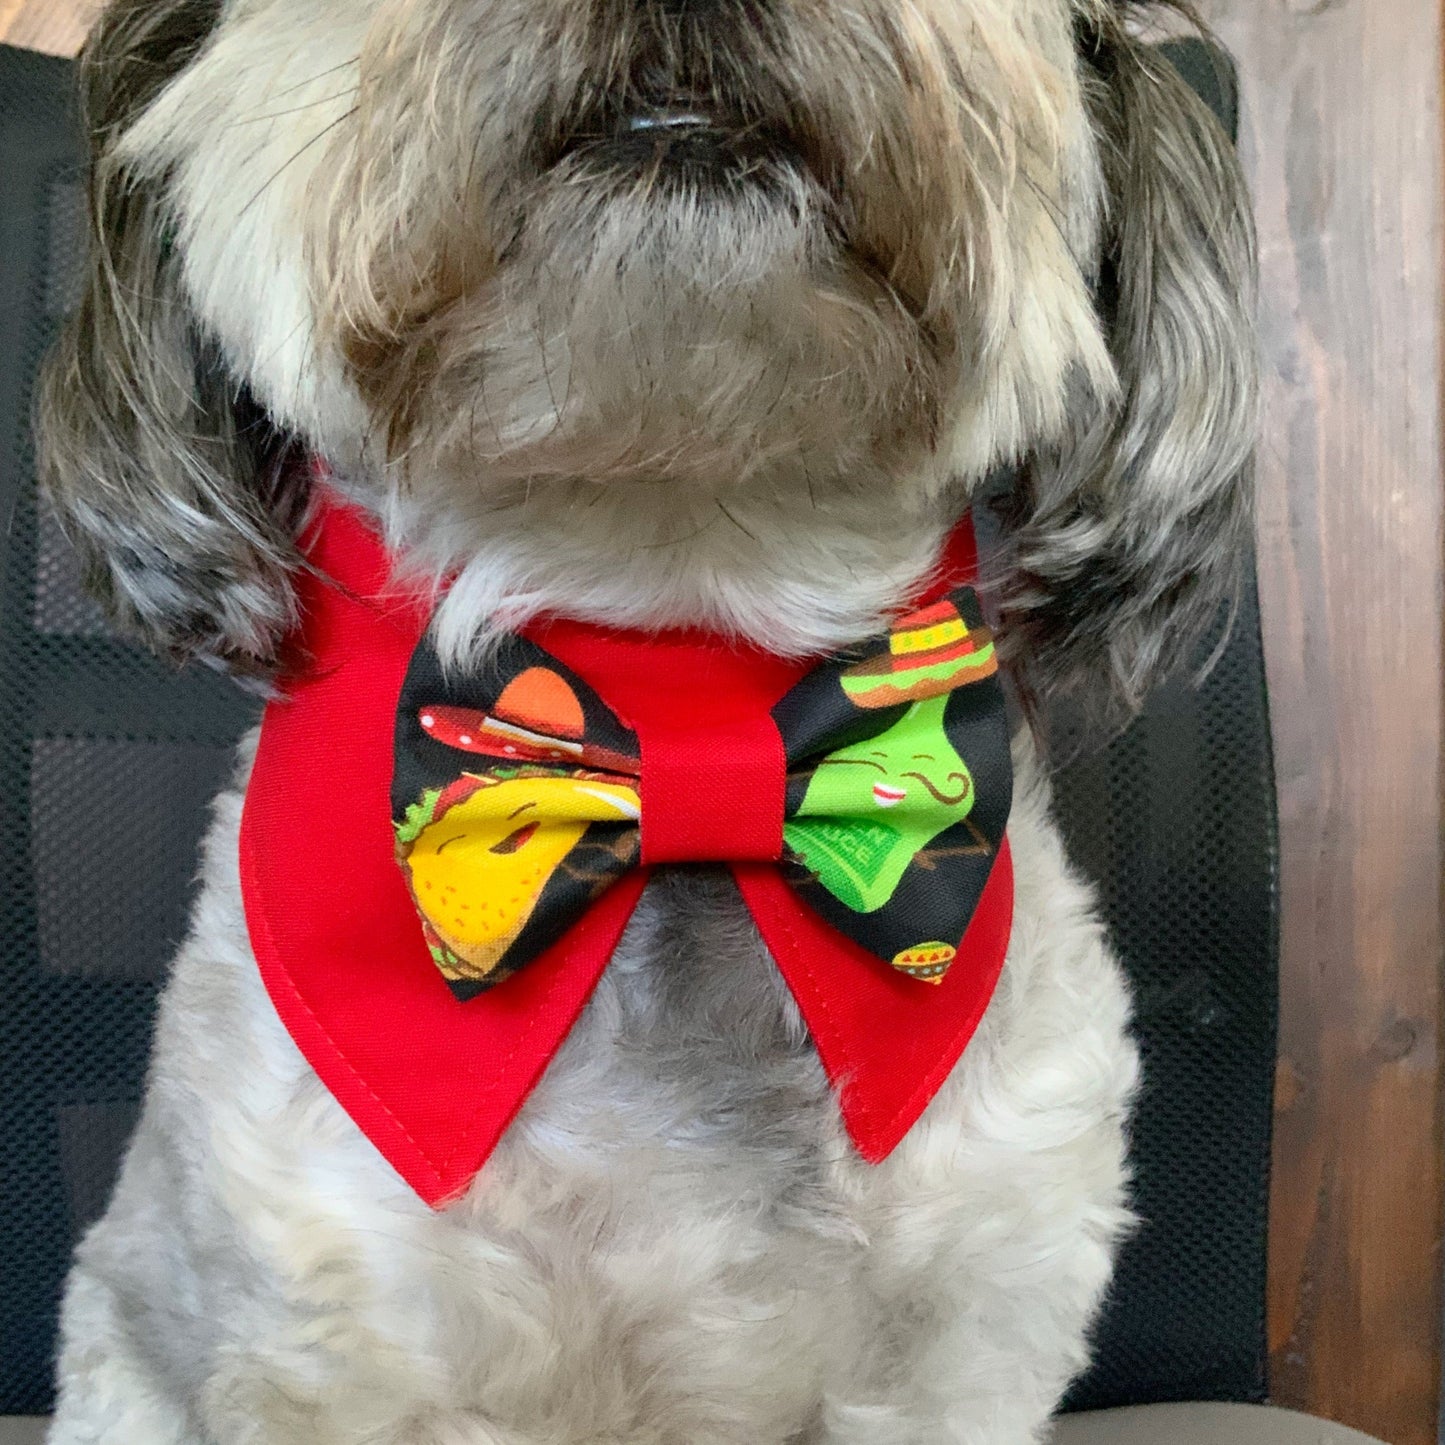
[841,600,997,710]
[418,666,637,774]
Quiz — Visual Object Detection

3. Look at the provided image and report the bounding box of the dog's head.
[38,0,1255,702]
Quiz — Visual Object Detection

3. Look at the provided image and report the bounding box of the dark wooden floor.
[1208,2,1445,1441]
[4,2,1442,1442]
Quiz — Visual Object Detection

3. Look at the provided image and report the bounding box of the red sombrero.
[416,666,638,774]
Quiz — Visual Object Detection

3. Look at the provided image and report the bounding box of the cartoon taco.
[397,768,640,984]
[396,665,641,984]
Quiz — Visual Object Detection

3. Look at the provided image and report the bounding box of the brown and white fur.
[36,1,1257,1441]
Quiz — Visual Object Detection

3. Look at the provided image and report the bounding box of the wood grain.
[2,1,1442,1441]
[0,0,95,56]
[1205,2,1445,1443]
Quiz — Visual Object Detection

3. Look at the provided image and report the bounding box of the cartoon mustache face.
[820,756,975,811]
[783,696,977,915]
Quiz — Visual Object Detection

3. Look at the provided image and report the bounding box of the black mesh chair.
[0,38,1380,1445]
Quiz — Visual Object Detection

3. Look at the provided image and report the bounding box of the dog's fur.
[36,0,1257,1440]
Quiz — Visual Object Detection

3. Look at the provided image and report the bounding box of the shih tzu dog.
[35,0,1256,1441]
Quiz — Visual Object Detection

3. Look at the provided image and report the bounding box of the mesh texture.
[0,45,259,1415]
[1056,580,1278,1410]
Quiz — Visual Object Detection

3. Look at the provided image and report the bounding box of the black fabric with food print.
[392,589,1011,1001]
[774,589,1012,980]
[392,637,643,1000]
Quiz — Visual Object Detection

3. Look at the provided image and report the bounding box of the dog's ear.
[35,0,306,676]
[997,8,1258,710]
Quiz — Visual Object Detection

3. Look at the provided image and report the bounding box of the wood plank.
[1205,2,1445,1443]
[0,0,94,57]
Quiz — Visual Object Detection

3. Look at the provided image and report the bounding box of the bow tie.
[392,595,1011,1001]
[241,489,1015,1206]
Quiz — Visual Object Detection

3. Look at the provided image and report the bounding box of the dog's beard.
[305,0,1087,506]
[117,0,1107,512]
[343,152,944,499]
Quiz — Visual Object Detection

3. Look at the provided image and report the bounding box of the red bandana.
[240,491,1014,1206]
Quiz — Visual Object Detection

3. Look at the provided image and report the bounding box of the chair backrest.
[0,39,1276,1418]
[0,43,262,1414]
[1058,43,1278,1410]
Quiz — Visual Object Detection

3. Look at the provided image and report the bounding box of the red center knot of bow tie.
[637,713,787,865]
